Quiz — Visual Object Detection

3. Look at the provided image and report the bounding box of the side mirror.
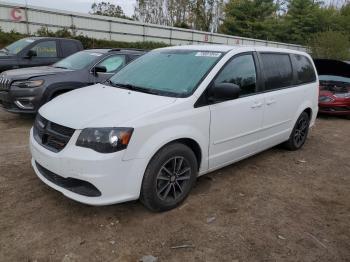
[25,50,37,59]
[93,65,107,74]
[210,82,240,102]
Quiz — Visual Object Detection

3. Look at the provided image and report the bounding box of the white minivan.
[30,45,318,211]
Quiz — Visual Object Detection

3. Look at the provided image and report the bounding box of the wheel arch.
[123,126,209,173]
[44,82,87,102]
[155,138,202,171]
[304,107,312,120]
[293,101,314,128]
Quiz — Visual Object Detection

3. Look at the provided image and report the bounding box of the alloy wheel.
[156,156,191,201]
[293,115,309,147]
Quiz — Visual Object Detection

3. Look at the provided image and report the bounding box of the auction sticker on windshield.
[195,52,221,57]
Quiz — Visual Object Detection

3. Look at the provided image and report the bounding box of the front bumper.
[319,101,350,115]
[0,86,45,113]
[30,128,148,205]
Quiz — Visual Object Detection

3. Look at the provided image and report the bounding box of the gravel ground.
[0,110,349,262]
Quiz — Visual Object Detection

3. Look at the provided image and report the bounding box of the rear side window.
[61,41,80,57]
[260,53,293,91]
[292,54,316,84]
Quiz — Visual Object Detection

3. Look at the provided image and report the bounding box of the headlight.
[12,79,44,88]
[334,92,350,98]
[76,127,133,153]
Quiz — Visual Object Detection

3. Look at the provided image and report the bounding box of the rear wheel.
[284,111,310,150]
[140,143,197,212]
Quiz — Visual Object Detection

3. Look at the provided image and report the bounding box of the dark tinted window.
[214,54,257,96]
[61,41,80,57]
[292,54,316,84]
[260,53,293,91]
[30,41,57,57]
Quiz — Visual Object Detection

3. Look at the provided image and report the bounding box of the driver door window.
[214,54,257,97]
[30,41,57,57]
[97,55,126,73]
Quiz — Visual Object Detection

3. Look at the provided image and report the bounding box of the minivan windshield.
[109,49,223,97]
[0,38,35,55]
[53,51,102,70]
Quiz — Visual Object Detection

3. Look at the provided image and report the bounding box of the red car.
[314,59,350,117]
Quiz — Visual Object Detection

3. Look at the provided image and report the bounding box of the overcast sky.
[4,0,137,16]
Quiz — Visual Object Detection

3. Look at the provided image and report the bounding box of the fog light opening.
[14,99,34,110]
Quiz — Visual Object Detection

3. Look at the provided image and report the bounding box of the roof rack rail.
[108,48,148,52]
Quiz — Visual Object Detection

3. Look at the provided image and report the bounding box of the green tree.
[90,1,130,19]
[220,0,278,40]
[134,0,167,24]
[167,0,192,26]
[339,3,350,37]
[282,0,323,44]
[308,30,350,60]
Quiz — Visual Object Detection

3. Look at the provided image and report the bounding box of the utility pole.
[24,0,30,35]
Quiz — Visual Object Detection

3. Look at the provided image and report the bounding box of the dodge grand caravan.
[30,45,318,211]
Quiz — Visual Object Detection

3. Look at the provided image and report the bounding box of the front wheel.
[140,143,198,212]
[284,111,310,150]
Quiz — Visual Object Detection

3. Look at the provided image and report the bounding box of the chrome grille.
[33,114,75,152]
[0,76,11,91]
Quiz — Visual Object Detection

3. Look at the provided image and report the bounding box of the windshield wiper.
[109,82,161,95]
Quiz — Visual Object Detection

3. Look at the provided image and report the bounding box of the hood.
[2,66,73,79]
[0,53,16,59]
[39,84,177,129]
[314,59,350,78]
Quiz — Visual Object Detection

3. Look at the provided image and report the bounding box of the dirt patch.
[0,110,349,262]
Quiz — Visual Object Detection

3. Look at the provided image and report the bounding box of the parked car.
[30,45,318,211]
[0,48,145,113]
[0,37,83,72]
[314,59,350,117]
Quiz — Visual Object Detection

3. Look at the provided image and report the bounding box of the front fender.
[43,82,88,101]
[123,105,210,173]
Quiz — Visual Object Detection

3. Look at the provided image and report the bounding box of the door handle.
[251,102,263,109]
[266,99,276,105]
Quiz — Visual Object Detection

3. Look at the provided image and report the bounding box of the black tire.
[284,111,310,151]
[140,143,198,212]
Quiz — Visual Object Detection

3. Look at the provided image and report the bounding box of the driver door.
[209,53,265,170]
[22,40,59,68]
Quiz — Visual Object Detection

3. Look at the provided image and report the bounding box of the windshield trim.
[109,49,227,98]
